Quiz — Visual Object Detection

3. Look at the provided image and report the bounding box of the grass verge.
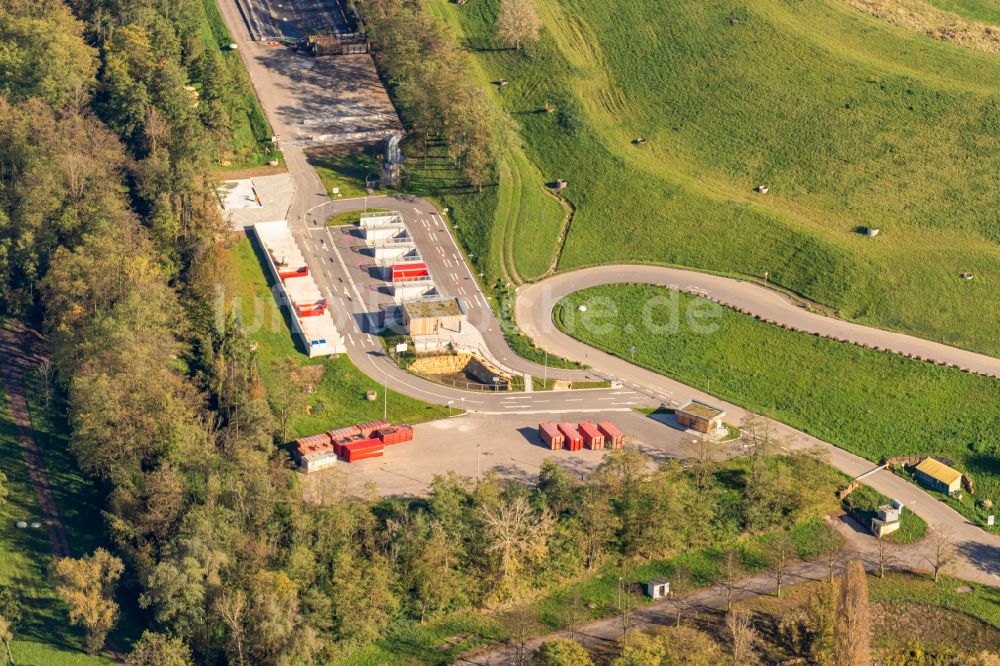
[843,485,929,544]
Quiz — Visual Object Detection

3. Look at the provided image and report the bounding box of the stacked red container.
[558,423,583,451]
[376,425,414,445]
[293,433,334,463]
[341,438,384,462]
[597,421,624,449]
[578,422,605,450]
[357,419,391,437]
[327,425,362,441]
[538,422,564,450]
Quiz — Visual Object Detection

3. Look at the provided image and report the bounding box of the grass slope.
[923,0,1000,23]
[223,239,449,439]
[0,392,110,665]
[438,0,1000,355]
[556,284,1000,529]
[427,0,566,284]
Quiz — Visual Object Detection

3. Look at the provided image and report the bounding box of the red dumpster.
[597,421,624,449]
[391,262,429,282]
[578,421,605,450]
[538,422,563,450]
[278,266,309,279]
[341,438,384,462]
[558,423,583,451]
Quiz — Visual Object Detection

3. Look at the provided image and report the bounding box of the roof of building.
[405,298,463,319]
[915,457,962,487]
[676,399,726,421]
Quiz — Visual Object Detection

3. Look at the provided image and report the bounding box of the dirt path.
[0,322,70,559]
[458,517,943,665]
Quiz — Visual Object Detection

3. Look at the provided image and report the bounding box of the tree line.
[354,0,503,191]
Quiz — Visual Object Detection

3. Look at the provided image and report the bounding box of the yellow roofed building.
[914,457,962,495]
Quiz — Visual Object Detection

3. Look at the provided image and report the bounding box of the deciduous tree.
[530,638,593,666]
[50,548,124,653]
[726,608,759,665]
[497,0,541,51]
[927,530,957,583]
[833,560,871,666]
[125,631,194,666]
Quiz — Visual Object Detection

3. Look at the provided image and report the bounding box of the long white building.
[252,220,347,357]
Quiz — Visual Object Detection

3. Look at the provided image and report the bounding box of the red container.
[597,421,624,449]
[391,262,429,282]
[295,299,327,317]
[578,421,605,450]
[557,423,583,451]
[341,438,384,462]
[278,266,309,279]
[357,420,391,437]
[538,422,564,450]
[376,425,414,445]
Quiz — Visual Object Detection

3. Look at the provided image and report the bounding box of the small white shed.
[645,579,669,600]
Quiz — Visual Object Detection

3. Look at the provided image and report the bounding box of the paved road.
[518,265,1000,379]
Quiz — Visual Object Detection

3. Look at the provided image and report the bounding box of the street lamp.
[382,369,388,420]
[543,347,548,387]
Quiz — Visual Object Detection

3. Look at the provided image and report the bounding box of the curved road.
[517,265,1000,378]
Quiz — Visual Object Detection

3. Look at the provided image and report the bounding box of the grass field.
[435,0,1000,356]
[332,456,844,665]
[222,239,450,439]
[555,284,1000,530]
[0,392,110,665]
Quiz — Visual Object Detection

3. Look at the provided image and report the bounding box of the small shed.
[646,579,669,599]
[871,517,900,538]
[402,298,465,336]
[675,399,726,433]
[915,457,962,495]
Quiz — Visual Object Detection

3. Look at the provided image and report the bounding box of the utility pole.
[382,369,388,420]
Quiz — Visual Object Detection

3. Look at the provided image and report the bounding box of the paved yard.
[301,410,741,498]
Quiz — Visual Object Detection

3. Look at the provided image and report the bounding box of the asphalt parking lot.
[300,410,743,499]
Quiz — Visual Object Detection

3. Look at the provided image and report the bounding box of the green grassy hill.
[435,0,1000,355]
